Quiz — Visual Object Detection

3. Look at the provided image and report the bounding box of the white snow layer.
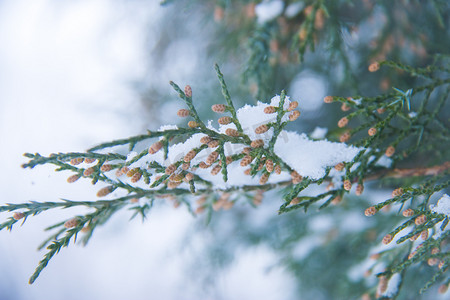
[274,131,360,179]
[128,95,362,187]
[255,0,284,23]
[310,127,328,139]
[430,194,450,216]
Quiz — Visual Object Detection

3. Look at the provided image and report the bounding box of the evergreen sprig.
[1,61,449,296]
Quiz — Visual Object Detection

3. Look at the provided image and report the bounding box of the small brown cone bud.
[275,165,281,174]
[126,168,139,177]
[242,147,252,154]
[438,261,446,269]
[341,103,351,112]
[365,206,377,216]
[185,173,194,182]
[408,251,417,259]
[97,186,113,197]
[324,96,333,103]
[253,191,263,206]
[120,166,130,175]
[265,159,274,173]
[218,116,232,125]
[338,117,349,128]
[64,218,80,229]
[291,171,302,184]
[288,101,298,111]
[244,168,251,175]
[222,201,233,210]
[290,198,301,205]
[195,206,206,214]
[289,110,301,121]
[149,141,163,154]
[177,109,190,117]
[326,182,334,191]
[250,139,264,148]
[409,233,420,241]
[438,284,448,294]
[259,173,269,185]
[167,181,182,189]
[361,293,371,300]
[84,158,96,164]
[402,208,414,217]
[368,62,380,72]
[169,173,184,182]
[334,162,345,171]
[80,225,91,233]
[377,107,386,114]
[200,136,212,144]
[184,85,192,98]
[255,124,269,134]
[196,196,207,206]
[208,140,220,148]
[382,234,393,245]
[392,188,404,197]
[370,253,381,260]
[432,248,440,255]
[70,158,84,165]
[83,167,95,176]
[240,155,253,167]
[219,156,232,166]
[343,180,352,191]
[213,6,224,22]
[206,151,219,165]
[257,163,264,171]
[131,172,142,183]
[199,162,209,169]
[331,196,342,205]
[340,131,351,142]
[100,164,112,172]
[264,106,276,114]
[368,127,377,136]
[421,230,428,240]
[385,146,395,157]
[67,174,80,183]
[13,212,25,220]
[378,276,388,294]
[165,164,177,175]
[211,104,226,113]
[415,214,427,225]
[184,150,197,162]
[130,198,139,203]
[428,258,439,266]
[211,165,222,176]
[212,200,223,211]
[355,184,364,196]
[188,121,199,128]
[225,128,240,137]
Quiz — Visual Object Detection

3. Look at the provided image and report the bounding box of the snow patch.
[255,0,284,23]
[310,127,328,139]
[274,131,361,179]
[430,194,450,216]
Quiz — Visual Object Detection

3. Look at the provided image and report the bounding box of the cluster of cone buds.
[126,168,142,183]
[262,100,301,124]
[69,157,97,166]
[212,193,233,211]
